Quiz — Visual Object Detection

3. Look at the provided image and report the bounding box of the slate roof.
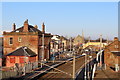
[6,46,37,57]
[12,25,42,34]
[10,24,52,37]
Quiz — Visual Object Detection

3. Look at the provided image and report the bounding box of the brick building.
[3,19,52,64]
[104,37,120,72]
[6,46,37,67]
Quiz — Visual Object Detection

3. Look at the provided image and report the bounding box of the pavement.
[94,65,120,80]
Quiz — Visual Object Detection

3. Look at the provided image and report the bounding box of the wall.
[104,40,120,67]
[3,34,39,56]
[6,56,37,67]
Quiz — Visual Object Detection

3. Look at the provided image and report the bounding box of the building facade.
[104,37,120,72]
[83,42,107,49]
[6,46,37,67]
[60,36,69,51]
[3,20,52,64]
[73,35,83,46]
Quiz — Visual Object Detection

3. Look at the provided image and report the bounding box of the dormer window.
[18,37,22,42]
[9,37,13,45]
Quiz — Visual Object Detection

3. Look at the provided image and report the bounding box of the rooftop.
[6,46,37,57]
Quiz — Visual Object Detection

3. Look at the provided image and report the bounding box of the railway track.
[37,55,85,79]
[37,53,97,80]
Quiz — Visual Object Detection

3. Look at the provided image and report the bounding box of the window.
[115,45,119,49]
[19,57,25,63]
[18,37,22,42]
[9,37,13,44]
[19,57,28,63]
[10,57,15,63]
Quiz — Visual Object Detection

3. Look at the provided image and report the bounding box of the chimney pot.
[42,22,45,33]
[114,37,119,41]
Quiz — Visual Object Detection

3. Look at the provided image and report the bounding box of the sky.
[0,2,118,40]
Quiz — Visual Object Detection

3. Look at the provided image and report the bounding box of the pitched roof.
[12,25,42,34]
[6,46,37,57]
[104,40,120,49]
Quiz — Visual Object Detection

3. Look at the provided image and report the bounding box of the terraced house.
[3,19,52,67]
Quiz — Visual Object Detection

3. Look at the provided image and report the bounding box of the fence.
[2,61,38,79]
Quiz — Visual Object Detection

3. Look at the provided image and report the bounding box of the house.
[6,46,37,67]
[104,37,120,72]
[3,19,52,65]
[51,35,69,53]
[50,39,59,54]
[60,36,69,51]
[51,35,62,52]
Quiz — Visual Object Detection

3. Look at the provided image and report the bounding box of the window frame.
[18,37,22,42]
[10,57,15,63]
[9,37,13,45]
[115,45,119,49]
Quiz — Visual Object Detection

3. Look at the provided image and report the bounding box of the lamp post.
[89,56,92,71]
[70,37,72,52]
[41,33,44,68]
[83,49,89,80]
[73,47,75,80]
[88,51,90,79]
[53,48,55,63]
[82,52,87,80]
[100,35,102,68]
[84,53,87,80]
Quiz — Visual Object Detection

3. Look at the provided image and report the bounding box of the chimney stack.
[23,19,29,32]
[114,37,119,41]
[12,23,16,31]
[42,22,45,33]
[34,25,38,28]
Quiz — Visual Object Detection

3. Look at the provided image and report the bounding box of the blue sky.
[1,2,118,40]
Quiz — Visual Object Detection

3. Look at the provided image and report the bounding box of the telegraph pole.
[100,35,102,68]
[41,33,44,68]
[88,36,90,79]
[70,37,72,52]
[84,53,87,80]
[73,48,75,80]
